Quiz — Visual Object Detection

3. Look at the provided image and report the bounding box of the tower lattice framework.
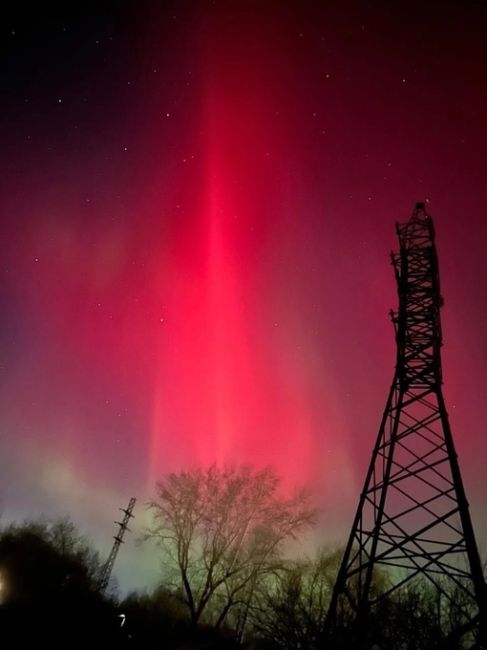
[327,203,487,647]
[100,497,136,592]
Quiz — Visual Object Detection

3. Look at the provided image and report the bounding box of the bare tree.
[145,465,316,628]
[248,548,341,649]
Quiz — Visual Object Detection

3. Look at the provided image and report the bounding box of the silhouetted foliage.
[327,573,479,650]
[120,585,188,647]
[0,517,121,646]
[0,488,481,648]
[145,465,317,633]
[243,546,481,650]
[248,548,341,649]
[0,517,100,601]
[120,584,243,649]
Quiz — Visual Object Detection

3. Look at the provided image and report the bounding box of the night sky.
[2,1,487,593]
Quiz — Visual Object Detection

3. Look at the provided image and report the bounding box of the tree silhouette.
[145,465,316,630]
[0,517,119,645]
[248,548,341,649]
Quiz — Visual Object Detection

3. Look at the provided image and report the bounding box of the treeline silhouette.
[0,466,479,649]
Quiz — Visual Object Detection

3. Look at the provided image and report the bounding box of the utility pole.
[100,497,136,592]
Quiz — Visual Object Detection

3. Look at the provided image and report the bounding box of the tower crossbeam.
[99,497,136,592]
[326,203,487,648]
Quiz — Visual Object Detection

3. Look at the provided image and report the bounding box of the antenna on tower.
[99,497,136,592]
[326,204,487,648]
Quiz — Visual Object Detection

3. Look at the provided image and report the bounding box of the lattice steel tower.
[99,497,136,592]
[327,203,486,647]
